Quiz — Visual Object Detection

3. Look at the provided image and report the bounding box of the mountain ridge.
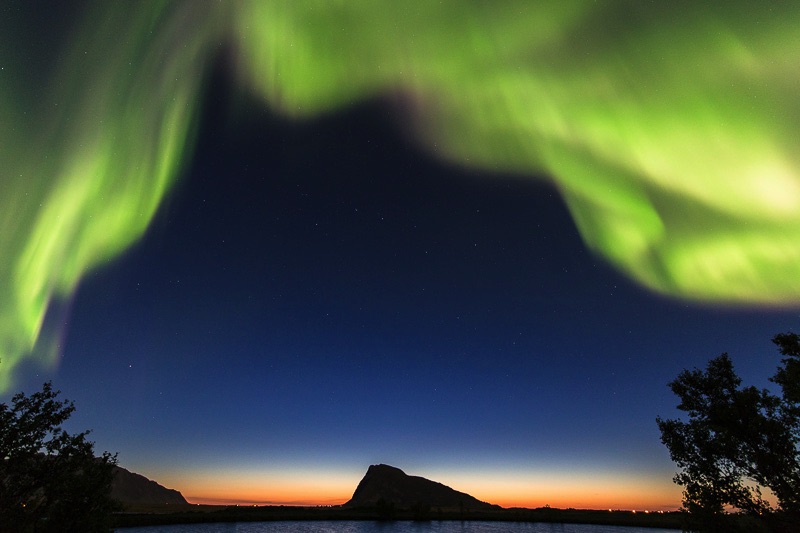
[344,464,499,510]
[111,465,188,506]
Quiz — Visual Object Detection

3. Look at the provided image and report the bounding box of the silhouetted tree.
[657,334,800,532]
[772,333,800,418]
[0,382,119,532]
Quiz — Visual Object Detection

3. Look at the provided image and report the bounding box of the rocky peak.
[344,464,498,510]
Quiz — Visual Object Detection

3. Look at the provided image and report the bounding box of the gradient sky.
[3,0,800,512]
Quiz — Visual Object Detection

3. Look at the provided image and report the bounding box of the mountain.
[111,465,188,506]
[344,464,499,510]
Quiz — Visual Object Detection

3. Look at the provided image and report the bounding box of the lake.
[117,521,683,533]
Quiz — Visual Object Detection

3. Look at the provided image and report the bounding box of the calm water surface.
[117,521,682,533]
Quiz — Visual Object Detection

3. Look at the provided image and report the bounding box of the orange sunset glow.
[152,466,682,512]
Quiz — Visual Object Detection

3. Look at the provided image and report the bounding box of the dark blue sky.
[11,70,791,509]
[3,0,800,512]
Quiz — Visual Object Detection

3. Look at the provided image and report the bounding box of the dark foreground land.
[113,504,686,529]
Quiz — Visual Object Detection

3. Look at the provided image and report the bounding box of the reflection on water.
[117,520,682,533]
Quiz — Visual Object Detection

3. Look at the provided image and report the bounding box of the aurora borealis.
[2,0,800,510]
[3,1,800,388]
[3,1,800,387]
[1,2,224,388]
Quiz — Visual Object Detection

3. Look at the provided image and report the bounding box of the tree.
[0,382,119,532]
[657,334,800,531]
[772,333,800,417]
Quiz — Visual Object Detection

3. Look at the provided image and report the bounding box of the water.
[117,521,682,533]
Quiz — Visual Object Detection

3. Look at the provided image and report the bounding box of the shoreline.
[112,504,686,530]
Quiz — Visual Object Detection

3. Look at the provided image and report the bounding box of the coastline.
[112,504,686,530]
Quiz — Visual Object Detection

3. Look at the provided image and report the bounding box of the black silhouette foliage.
[657,334,800,532]
[0,382,119,532]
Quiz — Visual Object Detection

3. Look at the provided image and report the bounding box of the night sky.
[3,1,800,511]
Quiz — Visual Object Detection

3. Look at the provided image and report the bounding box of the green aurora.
[1,0,799,388]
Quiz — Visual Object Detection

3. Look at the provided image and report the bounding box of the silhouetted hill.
[111,465,188,506]
[344,464,499,510]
